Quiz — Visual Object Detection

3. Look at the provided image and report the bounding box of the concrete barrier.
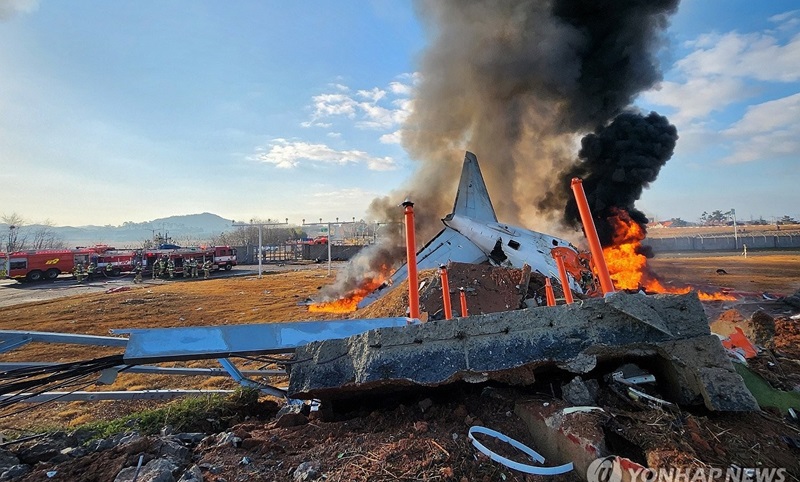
[644,233,800,252]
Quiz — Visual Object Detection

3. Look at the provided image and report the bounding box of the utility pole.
[731,208,738,250]
[303,217,358,276]
[232,218,288,279]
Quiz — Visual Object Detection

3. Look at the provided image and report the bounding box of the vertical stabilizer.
[450,152,497,223]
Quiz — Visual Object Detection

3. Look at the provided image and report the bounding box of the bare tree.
[2,213,27,252]
[30,219,66,250]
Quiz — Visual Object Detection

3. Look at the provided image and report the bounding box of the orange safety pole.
[545,277,556,306]
[553,254,574,304]
[570,178,615,295]
[402,200,421,320]
[439,265,452,320]
[459,288,468,317]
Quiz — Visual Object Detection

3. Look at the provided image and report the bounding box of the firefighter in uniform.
[74,263,85,283]
[133,262,143,284]
[203,260,212,279]
[167,258,175,278]
[159,256,168,278]
[105,262,114,277]
[86,262,96,282]
[152,258,159,279]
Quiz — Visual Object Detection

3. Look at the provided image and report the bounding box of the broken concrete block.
[288,292,758,411]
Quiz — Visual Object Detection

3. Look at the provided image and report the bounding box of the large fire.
[602,210,736,301]
[308,276,388,314]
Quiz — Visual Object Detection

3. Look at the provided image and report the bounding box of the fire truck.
[142,245,237,277]
[1,245,236,282]
[1,246,126,282]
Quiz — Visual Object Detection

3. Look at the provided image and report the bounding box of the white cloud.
[309,93,358,119]
[0,0,39,20]
[679,31,800,83]
[769,10,800,32]
[356,87,386,103]
[644,19,800,124]
[379,130,402,144]
[642,77,747,124]
[720,93,800,164]
[326,132,342,138]
[253,139,397,171]
[302,73,419,135]
[388,81,412,95]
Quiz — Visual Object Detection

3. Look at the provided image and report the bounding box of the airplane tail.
[448,152,497,223]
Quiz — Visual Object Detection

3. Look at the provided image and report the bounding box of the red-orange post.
[439,265,452,320]
[545,277,556,306]
[553,254,574,304]
[570,178,615,295]
[402,200,421,320]
[459,288,469,317]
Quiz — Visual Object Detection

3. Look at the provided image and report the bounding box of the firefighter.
[86,262,96,282]
[105,262,114,277]
[203,260,212,279]
[74,263,85,283]
[167,258,175,278]
[152,258,159,279]
[133,262,143,284]
[189,258,197,278]
[159,255,168,278]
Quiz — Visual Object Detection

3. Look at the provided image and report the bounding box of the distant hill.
[1,213,234,249]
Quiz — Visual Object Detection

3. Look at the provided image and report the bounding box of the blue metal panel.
[114,318,413,364]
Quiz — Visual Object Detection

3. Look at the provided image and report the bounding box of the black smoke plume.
[320,0,680,303]
[558,112,678,246]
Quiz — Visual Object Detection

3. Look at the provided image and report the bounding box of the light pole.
[731,208,738,250]
[232,218,288,279]
[6,225,15,253]
[2,225,14,279]
[303,217,360,276]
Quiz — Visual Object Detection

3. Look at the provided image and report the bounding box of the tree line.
[663,212,799,227]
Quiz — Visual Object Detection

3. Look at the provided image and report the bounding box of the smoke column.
[556,112,678,246]
[391,0,680,237]
[319,0,680,302]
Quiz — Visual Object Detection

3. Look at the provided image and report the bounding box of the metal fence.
[644,232,800,252]
[233,244,366,264]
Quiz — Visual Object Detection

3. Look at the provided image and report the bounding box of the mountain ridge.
[2,213,234,247]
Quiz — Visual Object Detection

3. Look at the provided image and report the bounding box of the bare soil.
[0,254,799,481]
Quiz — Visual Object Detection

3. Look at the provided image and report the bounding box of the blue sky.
[1,0,798,228]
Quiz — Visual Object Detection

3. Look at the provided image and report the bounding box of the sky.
[0,0,798,228]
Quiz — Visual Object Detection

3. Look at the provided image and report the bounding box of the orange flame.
[602,209,736,301]
[308,275,389,314]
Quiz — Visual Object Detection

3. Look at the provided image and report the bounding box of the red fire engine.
[1,245,236,282]
[1,246,118,282]
[143,246,237,276]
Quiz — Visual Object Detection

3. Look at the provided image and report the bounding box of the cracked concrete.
[288,292,759,411]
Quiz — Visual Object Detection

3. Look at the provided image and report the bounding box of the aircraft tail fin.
[450,152,497,223]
